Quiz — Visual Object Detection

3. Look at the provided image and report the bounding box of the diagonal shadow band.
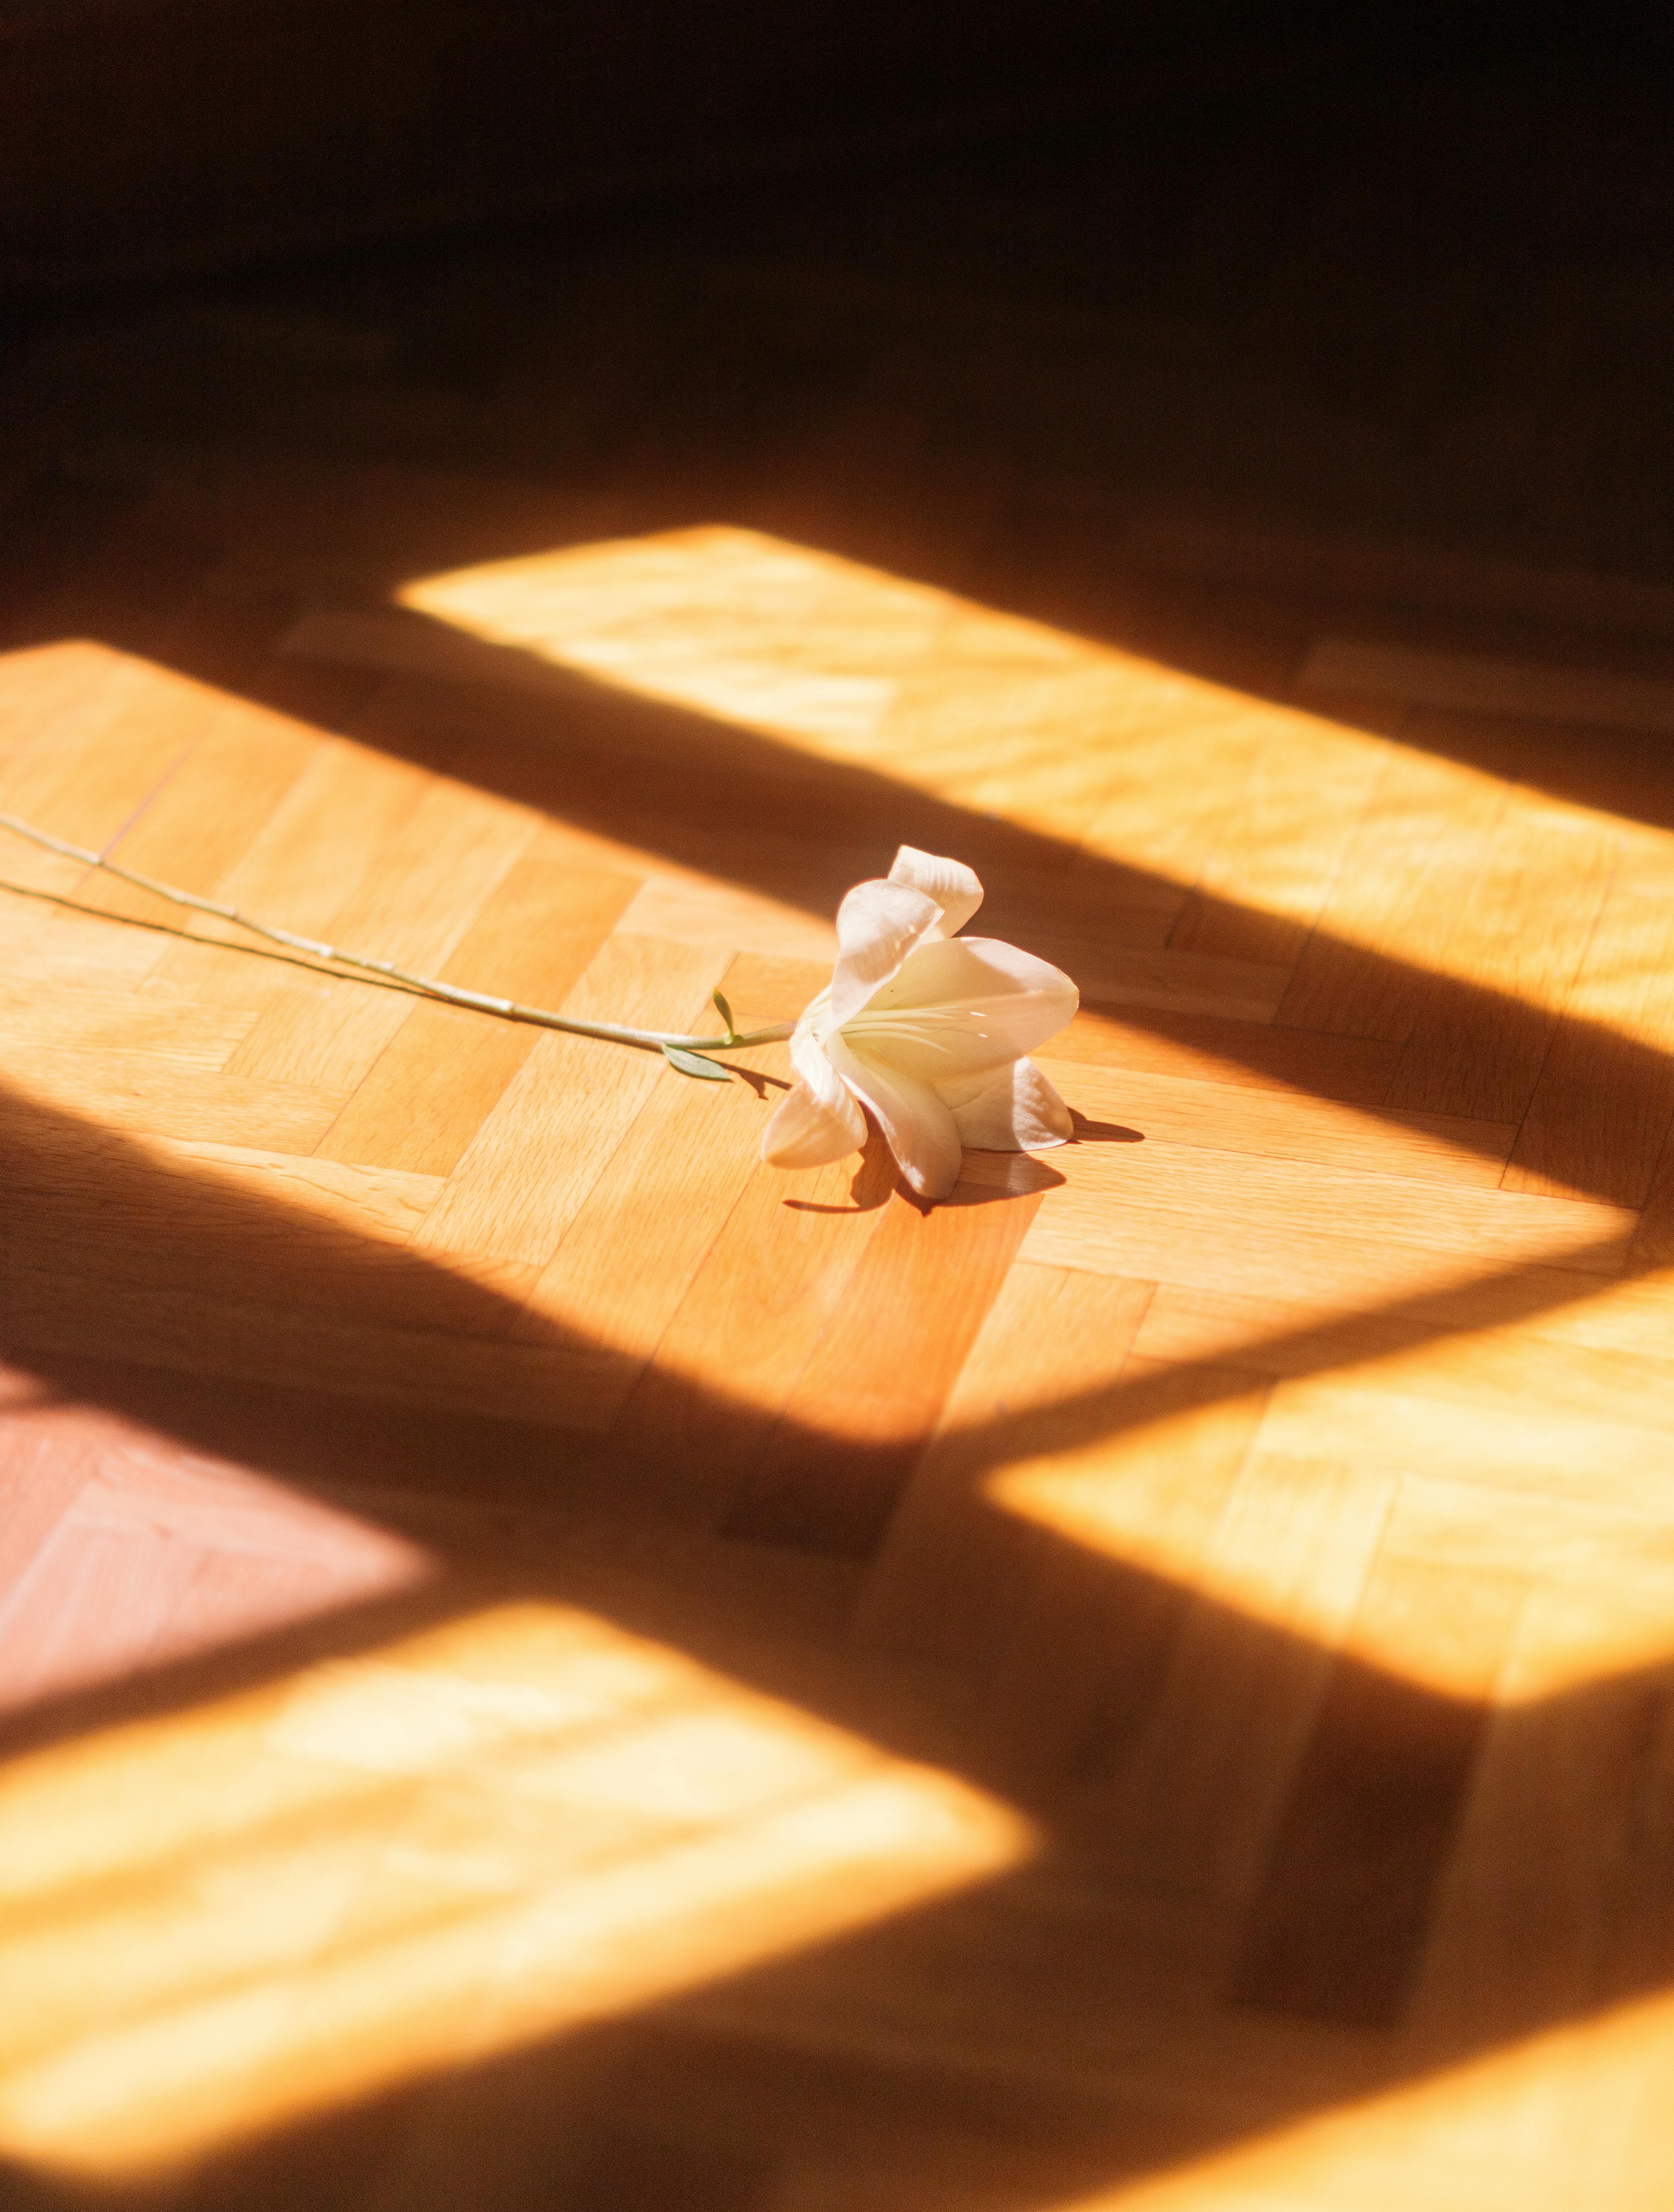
[10,566,1667,1546]
[3,516,1674,2200]
[0,1067,1648,1599]
[1,1162,1672,2212]
[257,592,1674,1220]
[3,1587,1669,2212]
[3,524,1667,1566]
[14,503,1674,1217]
[14,504,1674,1226]
[0,1067,1670,2202]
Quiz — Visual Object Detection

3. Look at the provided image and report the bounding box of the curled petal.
[761,1082,867,1169]
[828,879,944,1028]
[888,845,983,939]
[940,1058,1073,1151]
[761,1027,867,1169]
[789,1020,862,1113]
[842,935,1079,1082]
[826,1032,963,1202]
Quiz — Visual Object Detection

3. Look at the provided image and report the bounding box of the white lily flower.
[761,845,1080,1202]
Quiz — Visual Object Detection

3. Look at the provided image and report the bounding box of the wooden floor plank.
[133,732,438,1019]
[1108,1441,1398,1904]
[0,646,216,873]
[510,1039,782,1414]
[721,1178,1044,1558]
[603,1143,900,1531]
[94,692,333,934]
[8,157,1674,2211]
[220,781,536,1098]
[1014,1139,1635,1304]
[0,1513,207,1718]
[1504,881,1674,1206]
[1233,1547,1524,2030]
[981,1350,1271,1790]
[1166,703,1389,968]
[1042,1059,1518,1184]
[0,1402,99,1618]
[1383,794,1619,1123]
[409,935,730,1273]
[852,1261,1155,1668]
[0,985,258,1066]
[0,1055,344,1151]
[1048,1003,1403,1102]
[1300,635,1674,735]
[1275,747,1511,1041]
[314,833,641,1176]
[5,1267,625,1428]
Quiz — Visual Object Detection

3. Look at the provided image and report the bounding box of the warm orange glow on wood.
[0,1604,1031,2176]
[4,503,1674,2207]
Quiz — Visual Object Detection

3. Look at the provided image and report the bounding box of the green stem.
[0,813,795,1054]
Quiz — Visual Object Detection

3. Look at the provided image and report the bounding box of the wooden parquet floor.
[5,105,1674,2202]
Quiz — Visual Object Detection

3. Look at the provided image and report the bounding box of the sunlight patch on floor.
[1053,1987,1674,2211]
[0,1601,1033,2178]
[395,526,1674,1042]
[399,528,949,753]
[987,1258,1674,1704]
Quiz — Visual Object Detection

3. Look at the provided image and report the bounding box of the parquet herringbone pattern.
[6,95,1674,2203]
[2,469,1673,2212]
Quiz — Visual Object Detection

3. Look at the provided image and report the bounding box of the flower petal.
[841,935,1079,1082]
[939,1058,1073,1151]
[761,1029,867,1168]
[760,1083,866,1169]
[789,1018,864,1111]
[826,1033,964,1201]
[888,846,983,939]
[827,878,944,1029]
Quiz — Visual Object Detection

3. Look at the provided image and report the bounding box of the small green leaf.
[662,1042,732,1082]
[711,987,736,1042]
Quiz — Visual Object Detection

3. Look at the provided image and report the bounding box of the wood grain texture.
[853,1261,1156,1670]
[6,179,1674,2211]
[315,835,641,1176]
[1383,796,1618,1123]
[1300,637,1674,735]
[721,1179,1044,1558]
[1275,749,1511,1042]
[1504,882,1674,1207]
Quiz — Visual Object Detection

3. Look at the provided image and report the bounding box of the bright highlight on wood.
[9,501,1674,2209]
[0,1603,1033,2178]
[388,528,1669,1050]
[0,810,792,1067]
